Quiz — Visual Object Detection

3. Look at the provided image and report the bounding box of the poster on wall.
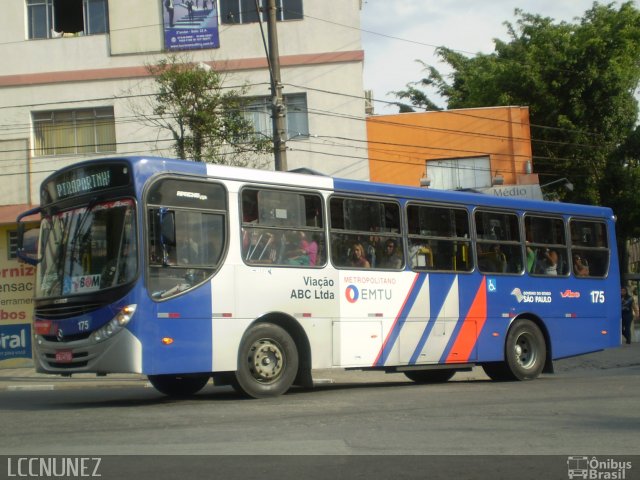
[0,324,32,362]
[0,239,36,368]
[162,0,220,51]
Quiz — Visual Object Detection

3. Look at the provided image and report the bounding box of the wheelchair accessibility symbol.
[487,278,497,293]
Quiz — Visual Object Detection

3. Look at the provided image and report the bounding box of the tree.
[393,2,640,273]
[137,55,272,167]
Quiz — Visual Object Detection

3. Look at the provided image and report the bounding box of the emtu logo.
[345,285,359,303]
[511,288,525,303]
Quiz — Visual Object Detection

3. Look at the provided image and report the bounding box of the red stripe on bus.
[446,278,487,363]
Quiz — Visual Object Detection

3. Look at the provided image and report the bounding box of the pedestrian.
[621,286,634,344]
[164,0,175,27]
[186,0,194,21]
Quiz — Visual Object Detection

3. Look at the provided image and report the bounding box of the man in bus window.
[378,239,402,269]
[573,254,589,276]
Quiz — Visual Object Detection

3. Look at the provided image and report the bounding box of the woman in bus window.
[350,242,371,268]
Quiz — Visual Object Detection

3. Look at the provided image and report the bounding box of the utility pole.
[266,0,287,171]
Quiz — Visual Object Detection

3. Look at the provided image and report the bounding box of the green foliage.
[394,2,640,266]
[146,55,272,167]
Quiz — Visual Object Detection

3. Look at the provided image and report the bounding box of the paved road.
[0,343,638,479]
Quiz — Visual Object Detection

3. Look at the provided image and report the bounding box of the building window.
[27,0,109,39]
[220,0,303,24]
[32,107,117,157]
[7,231,18,260]
[245,93,309,140]
[427,156,492,190]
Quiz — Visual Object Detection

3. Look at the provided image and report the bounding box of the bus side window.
[475,210,522,274]
[407,203,472,273]
[569,219,609,278]
[146,178,227,300]
[241,188,325,268]
[329,196,402,270]
[524,215,568,276]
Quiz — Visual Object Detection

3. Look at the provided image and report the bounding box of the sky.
[360,0,632,114]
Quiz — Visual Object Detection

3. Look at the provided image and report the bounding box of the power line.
[0,12,617,173]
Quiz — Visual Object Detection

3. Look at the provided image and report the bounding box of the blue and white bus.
[17,156,620,398]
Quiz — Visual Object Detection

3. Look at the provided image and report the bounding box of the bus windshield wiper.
[68,197,98,278]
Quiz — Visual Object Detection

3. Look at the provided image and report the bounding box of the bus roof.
[47,156,614,220]
[332,177,615,219]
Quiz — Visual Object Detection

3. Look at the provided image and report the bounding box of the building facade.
[0,0,368,209]
[0,0,367,366]
[366,106,540,198]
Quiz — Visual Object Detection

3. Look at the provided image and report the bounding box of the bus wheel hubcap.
[515,334,535,368]
[248,339,283,382]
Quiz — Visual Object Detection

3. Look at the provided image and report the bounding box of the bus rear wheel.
[404,369,456,383]
[148,374,210,397]
[483,319,546,381]
[235,323,299,399]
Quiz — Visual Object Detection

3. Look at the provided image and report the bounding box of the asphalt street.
[1,329,638,392]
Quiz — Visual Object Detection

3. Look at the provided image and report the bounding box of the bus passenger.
[526,244,537,273]
[307,234,320,266]
[489,244,507,273]
[285,232,311,266]
[350,242,371,268]
[378,239,402,269]
[573,254,589,277]
[542,248,558,275]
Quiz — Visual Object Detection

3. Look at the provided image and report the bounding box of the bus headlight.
[92,304,137,343]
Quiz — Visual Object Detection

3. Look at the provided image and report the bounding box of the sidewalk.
[0,369,147,391]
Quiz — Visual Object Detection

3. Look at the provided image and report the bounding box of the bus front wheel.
[483,319,546,381]
[148,374,210,397]
[235,323,299,399]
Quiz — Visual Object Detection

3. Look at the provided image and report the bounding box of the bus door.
[144,177,227,375]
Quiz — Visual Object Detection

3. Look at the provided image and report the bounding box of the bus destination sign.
[43,164,131,203]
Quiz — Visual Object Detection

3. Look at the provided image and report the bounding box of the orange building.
[367,106,539,192]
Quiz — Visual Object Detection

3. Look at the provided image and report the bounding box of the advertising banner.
[0,323,31,361]
[162,0,220,51]
[0,225,36,367]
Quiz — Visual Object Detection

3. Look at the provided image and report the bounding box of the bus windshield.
[37,199,137,298]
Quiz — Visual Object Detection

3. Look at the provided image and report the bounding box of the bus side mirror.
[16,207,42,266]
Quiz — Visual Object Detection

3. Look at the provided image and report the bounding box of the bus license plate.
[55,350,73,363]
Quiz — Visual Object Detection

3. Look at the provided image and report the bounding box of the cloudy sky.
[360,0,628,114]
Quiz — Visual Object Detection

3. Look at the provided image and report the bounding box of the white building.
[0,0,368,214]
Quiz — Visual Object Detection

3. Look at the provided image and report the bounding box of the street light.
[541,177,574,192]
[419,174,431,188]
